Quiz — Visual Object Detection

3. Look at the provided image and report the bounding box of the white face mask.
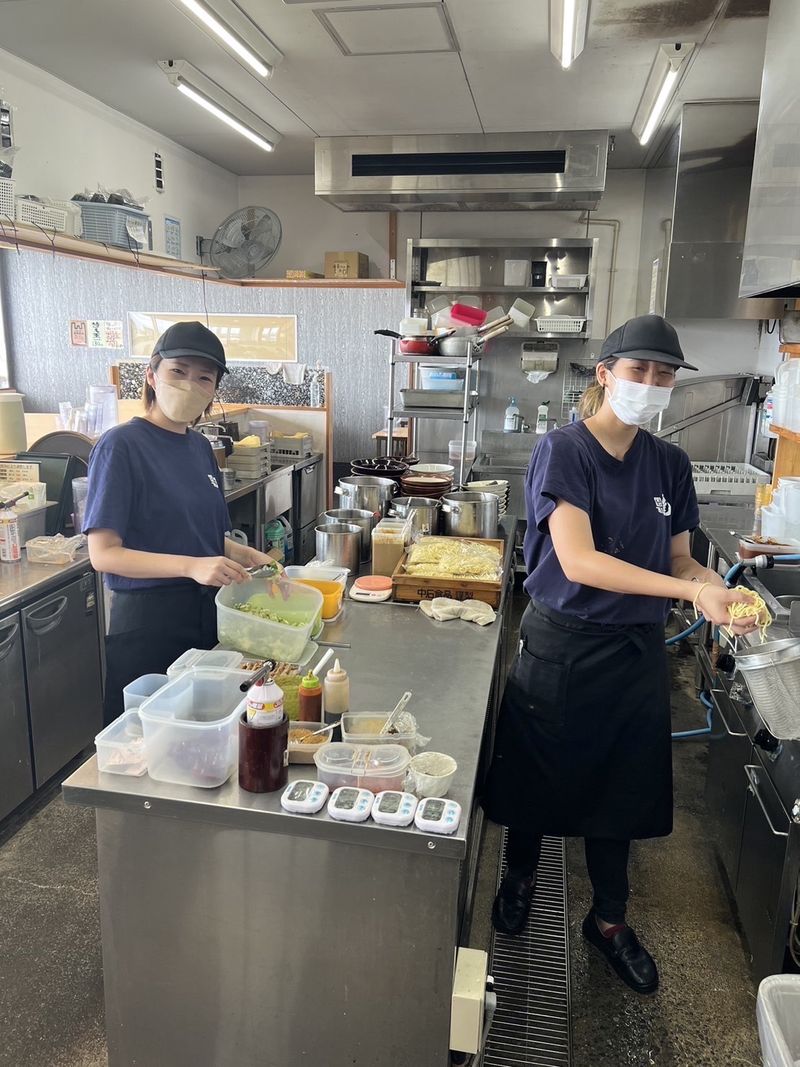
[154,376,212,424]
[606,371,673,427]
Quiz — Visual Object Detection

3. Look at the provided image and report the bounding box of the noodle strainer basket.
[735,637,800,740]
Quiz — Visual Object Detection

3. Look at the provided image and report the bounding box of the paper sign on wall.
[164,216,182,260]
[70,320,87,346]
[85,320,125,349]
[0,461,40,483]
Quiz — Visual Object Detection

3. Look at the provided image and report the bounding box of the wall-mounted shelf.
[393,352,483,367]
[392,406,476,421]
[411,285,589,295]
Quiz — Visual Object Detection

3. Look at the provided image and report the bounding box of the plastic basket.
[691,462,769,498]
[535,317,585,334]
[736,638,800,739]
[77,201,149,250]
[0,178,14,220]
[271,434,313,459]
[757,975,800,1067]
[550,274,588,289]
[15,197,82,235]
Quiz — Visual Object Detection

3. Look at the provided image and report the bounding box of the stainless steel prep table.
[224,463,295,552]
[63,521,517,1067]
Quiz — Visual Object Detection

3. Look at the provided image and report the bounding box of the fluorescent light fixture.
[549,0,590,70]
[159,60,282,152]
[168,0,283,79]
[632,43,695,146]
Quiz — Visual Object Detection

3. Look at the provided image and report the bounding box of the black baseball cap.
[152,321,228,375]
[598,315,698,371]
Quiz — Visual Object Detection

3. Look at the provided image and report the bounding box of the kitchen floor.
[0,609,762,1067]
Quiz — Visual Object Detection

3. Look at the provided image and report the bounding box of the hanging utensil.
[380,691,413,736]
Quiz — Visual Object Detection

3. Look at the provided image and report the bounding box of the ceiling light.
[168,0,283,79]
[159,60,282,152]
[549,0,590,70]
[632,43,695,147]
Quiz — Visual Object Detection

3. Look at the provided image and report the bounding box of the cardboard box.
[324,251,369,279]
[285,269,323,279]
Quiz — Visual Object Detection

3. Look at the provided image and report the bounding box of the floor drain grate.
[481,834,571,1067]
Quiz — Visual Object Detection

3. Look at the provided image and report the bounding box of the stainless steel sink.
[744,564,800,619]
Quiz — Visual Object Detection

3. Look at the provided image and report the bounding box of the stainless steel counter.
[0,550,94,616]
[223,462,295,504]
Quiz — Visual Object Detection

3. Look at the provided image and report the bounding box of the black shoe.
[581,911,659,995]
[491,871,536,936]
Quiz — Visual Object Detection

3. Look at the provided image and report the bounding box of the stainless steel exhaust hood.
[314,132,608,212]
[741,0,800,299]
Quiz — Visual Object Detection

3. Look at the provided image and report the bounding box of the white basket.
[550,274,588,289]
[757,975,800,1067]
[0,177,14,220]
[535,317,585,334]
[15,197,82,235]
[736,638,800,740]
[77,201,149,250]
[691,462,769,498]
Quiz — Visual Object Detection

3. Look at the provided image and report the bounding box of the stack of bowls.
[400,470,453,500]
[351,457,408,485]
[468,479,510,518]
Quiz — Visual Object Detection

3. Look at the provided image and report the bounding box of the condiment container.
[340,712,418,753]
[239,713,288,793]
[95,710,147,776]
[247,674,285,727]
[323,659,350,719]
[313,742,410,794]
[0,508,20,562]
[371,519,408,577]
[288,722,334,764]
[407,752,457,798]
[298,670,323,722]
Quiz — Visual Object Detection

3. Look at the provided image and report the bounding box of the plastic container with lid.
[295,578,344,620]
[216,578,323,662]
[166,648,243,678]
[372,519,409,577]
[448,439,478,462]
[313,742,411,794]
[138,668,252,788]
[341,712,419,753]
[95,710,147,776]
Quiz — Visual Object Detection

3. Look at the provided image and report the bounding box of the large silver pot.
[335,475,398,517]
[441,491,499,539]
[320,508,375,561]
[389,496,441,536]
[315,522,362,572]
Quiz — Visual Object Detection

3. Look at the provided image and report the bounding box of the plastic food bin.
[284,565,349,588]
[314,742,410,794]
[294,578,344,620]
[757,975,800,1067]
[449,439,478,463]
[123,673,169,712]
[341,713,419,753]
[216,578,323,662]
[95,711,147,776]
[167,648,243,678]
[138,668,252,788]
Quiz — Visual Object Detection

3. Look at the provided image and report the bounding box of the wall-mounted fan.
[197,206,282,279]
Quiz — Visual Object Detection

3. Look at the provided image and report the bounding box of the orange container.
[296,579,344,620]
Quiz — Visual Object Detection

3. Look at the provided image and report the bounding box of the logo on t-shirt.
[208,473,220,489]
[654,495,672,517]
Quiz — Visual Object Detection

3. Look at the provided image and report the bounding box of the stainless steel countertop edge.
[0,552,95,616]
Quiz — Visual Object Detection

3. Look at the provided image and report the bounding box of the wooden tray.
[391,537,504,608]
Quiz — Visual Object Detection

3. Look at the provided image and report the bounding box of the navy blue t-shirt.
[83,418,231,591]
[523,421,699,624]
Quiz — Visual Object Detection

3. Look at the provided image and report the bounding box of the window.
[0,256,9,388]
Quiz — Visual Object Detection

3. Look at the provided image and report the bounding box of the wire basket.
[77,201,149,250]
[0,177,15,220]
[736,637,800,739]
[15,197,82,235]
[535,317,585,334]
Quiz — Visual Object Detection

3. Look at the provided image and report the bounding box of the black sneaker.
[581,911,659,995]
[491,871,536,936]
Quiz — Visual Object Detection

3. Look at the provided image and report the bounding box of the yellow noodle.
[727,586,771,643]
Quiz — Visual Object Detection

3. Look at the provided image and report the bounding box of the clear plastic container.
[24,534,84,565]
[166,648,243,678]
[139,668,252,788]
[313,742,410,793]
[448,439,478,462]
[95,710,147,776]
[288,721,333,764]
[341,712,419,753]
[757,975,800,1067]
[283,565,349,588]
[294,578,344,620]
[123,673,169,712]
[372,520,409,578]
[216,578,323,662]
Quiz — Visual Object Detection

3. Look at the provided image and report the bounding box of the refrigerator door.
[0,612,34,820]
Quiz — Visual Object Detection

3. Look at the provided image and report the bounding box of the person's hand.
[695,584,758,634]
[187,556,251,587]
[247,548,284,573]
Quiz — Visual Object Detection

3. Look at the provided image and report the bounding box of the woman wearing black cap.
[84,321,279,724]
[483,315,759,994]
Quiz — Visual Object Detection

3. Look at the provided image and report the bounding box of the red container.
[239,713,289,793]
[450,304,487,327]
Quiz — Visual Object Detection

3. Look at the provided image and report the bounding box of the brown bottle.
[298,671,323,722]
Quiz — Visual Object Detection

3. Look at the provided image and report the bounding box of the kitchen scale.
[280,779,329,814]
[414,797,462,835]
[349,576,393,603]
[371,790,417,827]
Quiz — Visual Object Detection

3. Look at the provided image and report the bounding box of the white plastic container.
[167,648,243,678]
[95,710,147,776]
[419,366,466,392]
[138,668,252,788]
[448,439,478,463]
[757,975,800,1067]
[216,578,323,662]
[122,673,169,712]
[407,751,457,798]
[313,742,411,794]
[509,298,535,327]
[503,260,530,286]
[550,273,588,289]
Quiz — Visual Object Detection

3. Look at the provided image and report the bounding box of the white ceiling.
[0,0,770,176]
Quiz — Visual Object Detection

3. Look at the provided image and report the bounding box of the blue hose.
[672,690,713,740]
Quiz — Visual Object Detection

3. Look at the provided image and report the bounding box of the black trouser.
[507,827,631,925]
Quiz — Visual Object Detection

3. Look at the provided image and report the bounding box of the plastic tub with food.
[314,742,410,794]
[216,578,323,662]
[340,712,423,753]
[407,751,457,798]
[166,647,243,678]
[288,722,333,763]
[95,710,147,776]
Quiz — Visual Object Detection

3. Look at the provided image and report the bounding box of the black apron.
[103,583,218,725]
[482,600,672,840]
